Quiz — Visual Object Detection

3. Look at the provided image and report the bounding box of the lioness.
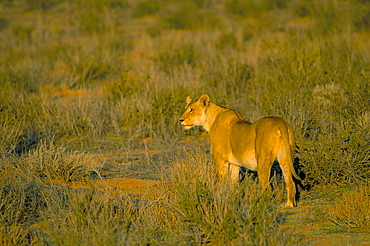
[179,94,301,207]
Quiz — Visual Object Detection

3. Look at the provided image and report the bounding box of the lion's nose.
[179,118,184,123]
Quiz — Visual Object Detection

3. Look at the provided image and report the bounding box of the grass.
[0,0,369,244]
[326,185,370,231]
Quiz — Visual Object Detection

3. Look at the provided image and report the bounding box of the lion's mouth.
[182,124,193,127]
[180,119,194,129]
[181,123,194,129]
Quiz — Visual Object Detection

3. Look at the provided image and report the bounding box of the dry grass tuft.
[327,185,370,231]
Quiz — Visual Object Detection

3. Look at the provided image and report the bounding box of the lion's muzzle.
[179,118,185,126]
[179,118,193,129]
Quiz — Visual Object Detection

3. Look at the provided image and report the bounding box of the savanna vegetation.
[0,0,369,244]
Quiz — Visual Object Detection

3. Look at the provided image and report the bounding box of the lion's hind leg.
[256,153,274,192]
[277,150,297,207]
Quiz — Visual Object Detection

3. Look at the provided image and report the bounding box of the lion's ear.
[198,94,210,107]
[186,96,193,105]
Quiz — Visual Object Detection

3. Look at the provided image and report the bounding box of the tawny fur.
[180,94,301,207]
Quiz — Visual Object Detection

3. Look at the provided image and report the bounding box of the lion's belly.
[228,152,257,171]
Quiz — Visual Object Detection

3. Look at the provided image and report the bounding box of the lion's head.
[179,94,210,130]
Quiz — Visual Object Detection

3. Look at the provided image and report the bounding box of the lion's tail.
[280,124,301,181]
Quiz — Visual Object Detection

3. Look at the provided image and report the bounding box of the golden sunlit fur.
[180,94,301,207]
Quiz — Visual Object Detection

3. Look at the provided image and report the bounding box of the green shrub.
[352,1,370,31]
[226,0,290,18]
[43,189,136,245]
[154,41,198,73]
[23,140,100,182]
[106,70,149,102]
[23,0,61,10]
[166,152,305,245]
[0,88,44,154]
[161,4,219,30]
[147,87,191,141]
[79,11,105,35]
[292,0,313,17]
[0,17,9,31]
[12,25,34,43]
[75,0,129,11]
[216,32,238,50]
[225,0,256,18]
[0,176,45,226]
[133,0,161,17]
[201,59,254,100]
[146,25,162,38]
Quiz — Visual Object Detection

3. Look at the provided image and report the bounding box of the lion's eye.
[189,108,193,113]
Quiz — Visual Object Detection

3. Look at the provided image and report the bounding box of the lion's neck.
[202,103,229,132]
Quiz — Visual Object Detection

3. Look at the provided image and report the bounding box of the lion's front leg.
[214,158,229,180]
[229,164,240,183]
[214,157,239,183]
